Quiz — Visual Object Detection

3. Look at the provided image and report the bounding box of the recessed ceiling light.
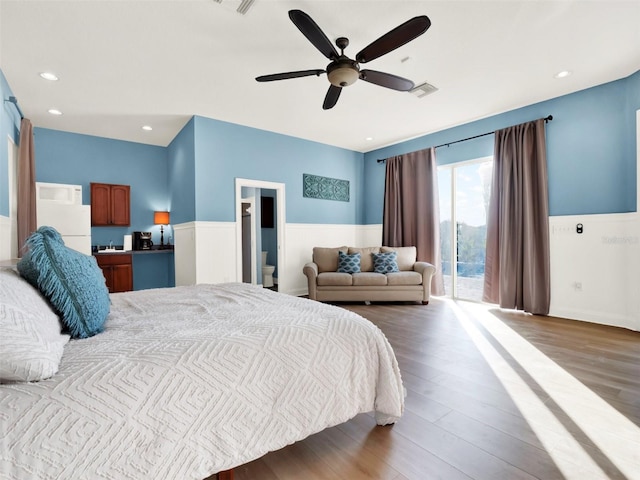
[39,72,59,81]
[47,109,63,115]
[365,137,373,141]
[142,125,153,131]
[554,70,572,79]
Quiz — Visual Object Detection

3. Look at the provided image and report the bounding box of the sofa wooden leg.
[422,301,429,305]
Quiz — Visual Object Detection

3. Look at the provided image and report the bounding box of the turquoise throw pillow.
[17,226,110,339]
[338,251,361,274]
[372,251,399,273]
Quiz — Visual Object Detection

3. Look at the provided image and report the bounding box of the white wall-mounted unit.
[36,183,91,255]
[36,182,82,205]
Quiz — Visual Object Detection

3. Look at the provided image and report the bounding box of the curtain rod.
[377,115,553,163]
[5,96,24,120]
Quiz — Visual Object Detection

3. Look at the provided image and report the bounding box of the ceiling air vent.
[212,0,255,15]
[236,0,255,15]
[410,82,438,98]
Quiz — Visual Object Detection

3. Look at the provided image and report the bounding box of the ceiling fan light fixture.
[327,61,359,87]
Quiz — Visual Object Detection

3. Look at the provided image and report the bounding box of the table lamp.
[154,211,170,247]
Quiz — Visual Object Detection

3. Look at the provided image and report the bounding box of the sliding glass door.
[438,157,493,301]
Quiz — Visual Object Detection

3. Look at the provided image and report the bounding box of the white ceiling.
[1,0,639,153]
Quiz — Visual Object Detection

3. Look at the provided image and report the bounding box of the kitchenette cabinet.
[91,182,130,226]
[95,253,133,293]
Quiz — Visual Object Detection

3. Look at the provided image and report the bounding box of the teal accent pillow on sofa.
[17,226,110,339]
[372,251,399,274]
[338,251,361,274]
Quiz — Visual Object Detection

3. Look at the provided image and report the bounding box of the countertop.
[93,246,174,255]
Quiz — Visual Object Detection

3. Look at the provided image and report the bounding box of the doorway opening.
[240,197,255,283]
[438,156,493,301]
[235,179,285,292]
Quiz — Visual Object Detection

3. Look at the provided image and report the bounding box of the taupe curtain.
[17,118,37,255]
[483,119,550,315]
[383,147,444,295]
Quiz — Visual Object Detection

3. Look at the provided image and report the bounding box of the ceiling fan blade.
[256,69,325,82]
[356,16,431,63]
[359,70,415,91]
[323,85,342,110]
[289,10,339,60]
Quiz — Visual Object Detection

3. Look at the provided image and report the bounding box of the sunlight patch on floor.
[449,301,640,480]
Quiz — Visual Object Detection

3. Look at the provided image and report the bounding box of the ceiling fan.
[256,10,431,110]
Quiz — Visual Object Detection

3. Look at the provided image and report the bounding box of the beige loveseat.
[303,246,436,304]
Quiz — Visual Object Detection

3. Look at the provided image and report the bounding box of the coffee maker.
[133,231,153,250]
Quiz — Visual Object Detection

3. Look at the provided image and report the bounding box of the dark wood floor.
[234,298,640,480]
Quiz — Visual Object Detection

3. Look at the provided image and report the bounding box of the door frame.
[7,135,18,259]
[240,196,257,284]
[235,178,285,288]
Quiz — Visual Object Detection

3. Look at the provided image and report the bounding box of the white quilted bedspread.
[1,283,404,479]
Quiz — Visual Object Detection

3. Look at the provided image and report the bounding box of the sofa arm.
[303,262,319,300]
[414,261,436,304]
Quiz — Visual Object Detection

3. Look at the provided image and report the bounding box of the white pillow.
[0,268,69,383]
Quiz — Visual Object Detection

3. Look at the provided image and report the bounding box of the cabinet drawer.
[95,254,132,266]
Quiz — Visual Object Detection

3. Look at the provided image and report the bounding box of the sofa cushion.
[313,246,348,273]
[348,247,380,272]
[347,247,380,272]
[387,271,423,286]
[352,272,388,286]
[317,272,353,286]
[381,246,417,271]
[372,251,399,274]
[338,251,361,274]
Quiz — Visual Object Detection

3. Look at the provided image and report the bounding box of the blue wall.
[3,66,637,290]
[33,128,174,289]
[363,71,640,223]
[166,117,196,226]
[0,70,21,217]
[186,116,364,224]
[34,128,170,246]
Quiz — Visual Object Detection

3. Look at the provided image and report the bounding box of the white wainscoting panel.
[357,224,383,247]
[0,215,11,261]
[174,221,237,286]
[549,213,639,331]
[283,223,383,296]
[173,222,196,286]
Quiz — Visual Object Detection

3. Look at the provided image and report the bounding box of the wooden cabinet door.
[91,183,111,226]
[91,182,130,226]
[110,184,130,226]
[100,265,115,293]
[112,264,133,292]
[95,254,133,293]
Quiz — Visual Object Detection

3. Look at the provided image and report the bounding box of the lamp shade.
[154,211,170,225]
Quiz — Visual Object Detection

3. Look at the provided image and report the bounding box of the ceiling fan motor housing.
[327,57,360,87]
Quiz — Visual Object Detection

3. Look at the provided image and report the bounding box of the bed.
[1,268,404,479]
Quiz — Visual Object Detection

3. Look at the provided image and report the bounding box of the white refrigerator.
[36,185,92,255]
